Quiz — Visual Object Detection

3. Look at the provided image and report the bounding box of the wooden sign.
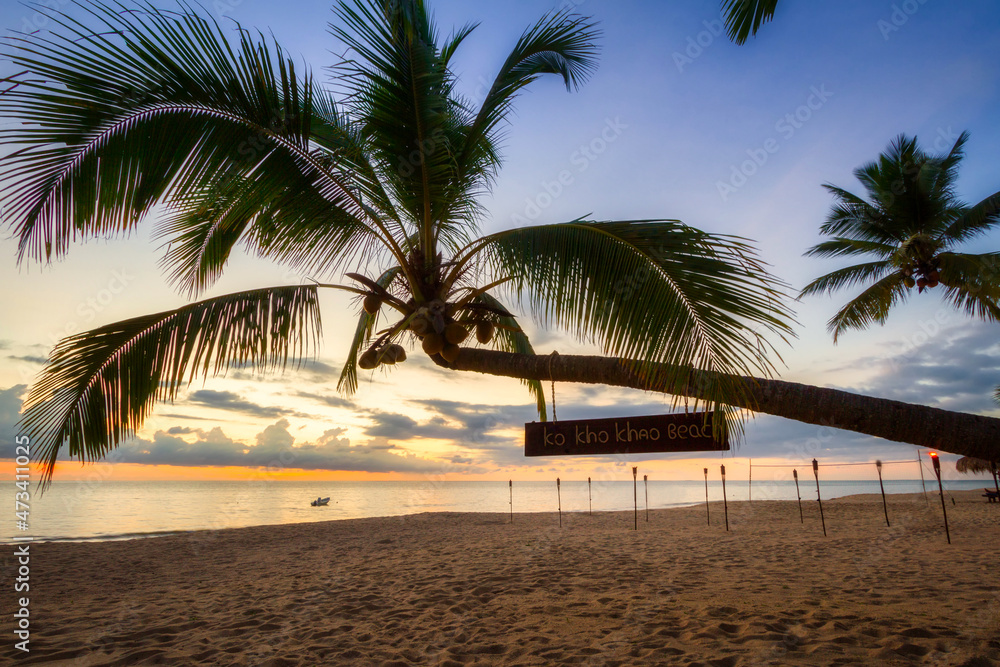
[524,411,728,457]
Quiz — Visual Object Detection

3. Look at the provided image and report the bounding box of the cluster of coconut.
[408,299,496,363]
[357,343,406,370]
[902,266,940,292]
[358,294,496,367]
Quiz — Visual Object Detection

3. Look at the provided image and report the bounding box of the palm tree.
[3,1,999,483]
[1,0,796,482]
[800,132,1000,342]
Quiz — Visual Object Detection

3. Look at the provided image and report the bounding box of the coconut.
[444,322,468,345]
[903,276,916,289]
[363,294,382,314]
[476,321,495,344]
[422,332,445,356]
[388,344,406,363]
[358,349,379,369]
[927,278,939,288]
[410,316,431,337]
[440,343,461,362]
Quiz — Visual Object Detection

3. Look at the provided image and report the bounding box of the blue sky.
[1,0,999,481]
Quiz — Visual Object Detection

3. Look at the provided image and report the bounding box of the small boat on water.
[311,497,330,507]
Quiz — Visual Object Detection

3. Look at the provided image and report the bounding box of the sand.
[4,490,999,666]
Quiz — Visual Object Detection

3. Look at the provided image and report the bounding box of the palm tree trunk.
[441,348,1000,460]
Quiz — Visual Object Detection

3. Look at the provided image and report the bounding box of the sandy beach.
[5,490,999,666]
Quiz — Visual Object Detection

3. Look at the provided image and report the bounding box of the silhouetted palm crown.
[801,133,1000,341]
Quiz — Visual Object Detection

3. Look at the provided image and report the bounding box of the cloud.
[842,322,1000,414]
[295,391,353,409]
[229,359,341,384]
[158,413,217,421]
[0,385,27,455]
[6,355,48,365]
[106,419,467,473]
[363,411,420,438]
[185,389,312,418]
[120,427,249,467]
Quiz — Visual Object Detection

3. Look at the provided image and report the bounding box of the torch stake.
[632,467,638,531]
[721,465,729,532]
[703,468,710,526]
[813,459,826,537]
[644,475,649,523]
[793,469,803,523]
[509,480,513,524]
[876,461,890,527]
[930,453,950,544]
[557,478,562,528]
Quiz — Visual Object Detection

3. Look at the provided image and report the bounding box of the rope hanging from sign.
[548,350,558,422]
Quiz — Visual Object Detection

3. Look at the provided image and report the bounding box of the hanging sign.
[524,411,728,456]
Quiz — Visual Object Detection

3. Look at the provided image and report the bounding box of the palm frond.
[826,273,907,342]
[937,252,1000,321]
[338,267,402,394]
[0,0,390,276]
[463,219,795,433]
[331,0,469,253]
[799,261,895,299]
[21,285,321,485]
[465,291,546,420]
[804,237,897,260]
[459,11,599,183]
[721,0,780,45]
[941,190,1000,244]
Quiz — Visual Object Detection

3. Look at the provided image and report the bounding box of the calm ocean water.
[5,477,992,542]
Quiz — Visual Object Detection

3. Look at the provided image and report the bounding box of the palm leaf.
[721,0,780,45]
[462,219,795,432]
[941,190,1000,244]
[799,261,895,299]
[826,272,907,342]
[464,291,547,420]
[460,9,600,166]
[21,285,321,485]
[0,0,391,277]
[937,252,1000,321]
[339,267,402,394]
[804,237,897,260]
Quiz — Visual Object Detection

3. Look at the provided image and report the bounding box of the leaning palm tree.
[800,132,1000,342]
[1,0,796,483]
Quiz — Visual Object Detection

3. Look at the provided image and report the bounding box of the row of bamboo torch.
[510,452,956,543]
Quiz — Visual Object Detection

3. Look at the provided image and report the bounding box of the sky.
[1,0,999,484]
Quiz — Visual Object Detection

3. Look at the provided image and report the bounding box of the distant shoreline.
[9,482,995,545]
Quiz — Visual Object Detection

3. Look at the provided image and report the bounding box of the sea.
[5,477,993,543]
